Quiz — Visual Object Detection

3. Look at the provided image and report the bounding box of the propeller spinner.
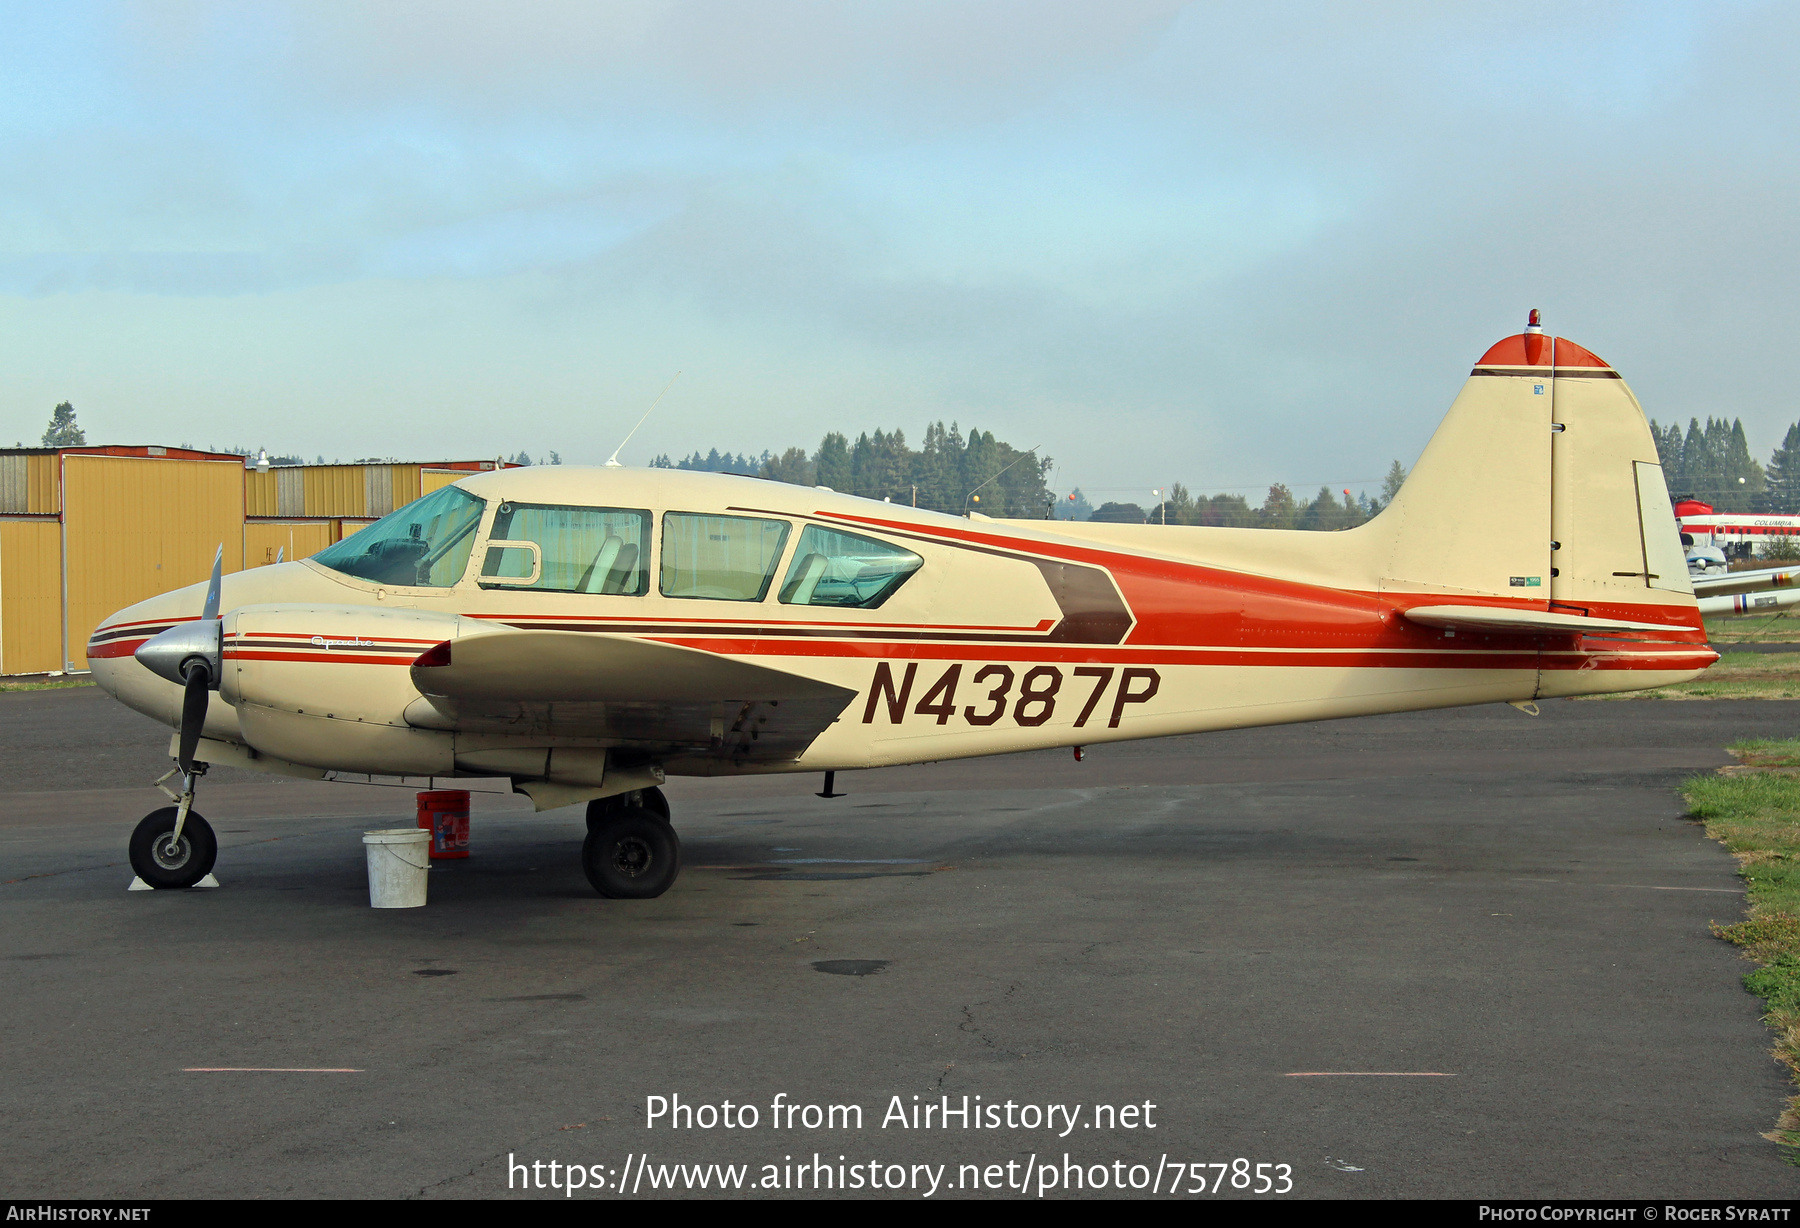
[134,545,224,776]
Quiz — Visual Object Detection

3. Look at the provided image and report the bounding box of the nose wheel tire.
[582,806,680,899]
[128,806,218,889]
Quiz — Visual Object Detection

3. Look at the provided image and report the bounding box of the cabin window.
[312,485,484,588]
[777,525,923,608]
[478,503,651,594]
[660,513,790,601]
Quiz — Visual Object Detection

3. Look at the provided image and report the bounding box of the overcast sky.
[2,1,1794,501]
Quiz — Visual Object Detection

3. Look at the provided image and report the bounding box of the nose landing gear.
[129,768,218,889]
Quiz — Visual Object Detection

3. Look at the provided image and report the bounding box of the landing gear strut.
[583,790,679,899]
[586,786,670,827]
[129,770,218,889]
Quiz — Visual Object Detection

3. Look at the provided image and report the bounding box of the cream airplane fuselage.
[89,328,1716,814]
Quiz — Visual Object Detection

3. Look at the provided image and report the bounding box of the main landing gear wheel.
[128,806,218,889]
[582,806,680,899]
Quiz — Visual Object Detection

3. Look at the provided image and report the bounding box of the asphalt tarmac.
[2,687,1796,1200]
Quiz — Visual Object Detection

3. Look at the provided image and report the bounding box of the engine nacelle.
[220,603,467,774]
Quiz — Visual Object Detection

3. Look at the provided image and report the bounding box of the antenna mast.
[605,372,682,468]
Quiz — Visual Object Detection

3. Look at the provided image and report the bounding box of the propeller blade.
[201,544,223,621]
[176,661,210,776]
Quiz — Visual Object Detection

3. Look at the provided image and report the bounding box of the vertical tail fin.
[1377,319,1693,614]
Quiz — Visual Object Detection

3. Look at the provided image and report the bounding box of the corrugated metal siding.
[246,520,334,567]
[304,467,365,518]
[392,464,422,508]
[276,467,304,516]
[63,456,244,670]
[421,468,466,495]
[0,457,26,513]
[0,519,63,675]
[28,454,59,514]
[245,469,277,517]
[364,465,394,517]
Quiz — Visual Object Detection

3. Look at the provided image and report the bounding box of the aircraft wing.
[407,628,858,763]
[1691,567,1800,598]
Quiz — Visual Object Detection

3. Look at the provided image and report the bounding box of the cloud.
[2,1,1797,493]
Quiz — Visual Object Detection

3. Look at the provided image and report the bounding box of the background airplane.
[88,313,1715,899]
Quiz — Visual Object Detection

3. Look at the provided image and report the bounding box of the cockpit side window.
[478,503,651,594]
[312,485,484,588]
[660,513,790,601]
[777,525,923,609]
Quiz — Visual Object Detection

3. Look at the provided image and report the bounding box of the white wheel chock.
[128,873,220,891]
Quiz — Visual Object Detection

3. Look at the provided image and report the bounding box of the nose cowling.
[134,619,222,688]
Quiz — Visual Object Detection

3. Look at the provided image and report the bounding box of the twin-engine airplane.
[91,313,1715,898]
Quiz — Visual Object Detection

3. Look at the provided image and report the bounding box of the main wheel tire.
[582,807,680,899]
[128,807,218,889]
[586,786,671,829]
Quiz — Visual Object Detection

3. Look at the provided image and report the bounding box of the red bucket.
[416,790,470,860]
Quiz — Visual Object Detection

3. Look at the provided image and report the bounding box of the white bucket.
[363,828,430,908]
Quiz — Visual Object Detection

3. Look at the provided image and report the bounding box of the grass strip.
[1707,613,1800,644]
[1585,652,1800,701]
[0,678,94,692]
[1683,747,1800,1156]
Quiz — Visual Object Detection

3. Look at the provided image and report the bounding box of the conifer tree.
[813,433,851,491]
[961,429,1002,512]
[1260,483,1296,528]
[1765,424,1800,515]
[1719,418,1764,512]
[913,422,960,512]
[759,447,812,486]
[40,401,85,446]
[1059,488,1094,521]
[1378,459,1407,510]
[1649,419,1683,480]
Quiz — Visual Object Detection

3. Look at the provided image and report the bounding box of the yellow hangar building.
[0,446,511,676]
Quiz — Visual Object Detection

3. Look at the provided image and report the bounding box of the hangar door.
[62,455,245,671]
[246,521,334,568]
[0,519,62,675]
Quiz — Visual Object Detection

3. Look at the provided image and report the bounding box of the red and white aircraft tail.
[1037,315,1707,706]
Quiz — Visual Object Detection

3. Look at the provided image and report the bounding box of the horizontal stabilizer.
[409,629,858,762]
[1697,587,1800,617]
[1692,567,1800,598]
[1402,604,1676,635]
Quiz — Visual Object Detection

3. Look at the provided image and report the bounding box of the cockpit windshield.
[311,485,485,588]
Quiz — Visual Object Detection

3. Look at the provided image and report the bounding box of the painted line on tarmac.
[1513,877,1742,893]
[183,1067,363,1073]
[766,858,933,864]
[1284,1072,1456,1077]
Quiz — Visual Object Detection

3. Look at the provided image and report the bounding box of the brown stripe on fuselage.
[1469,367,1621,379]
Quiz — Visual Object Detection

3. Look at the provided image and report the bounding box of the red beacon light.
[1524,308,1543,335]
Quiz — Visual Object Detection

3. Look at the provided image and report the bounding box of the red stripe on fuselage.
[811,510,1707,650]
[87,638,149,659]
[642,636,1713,673]
[223,650,416,666]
